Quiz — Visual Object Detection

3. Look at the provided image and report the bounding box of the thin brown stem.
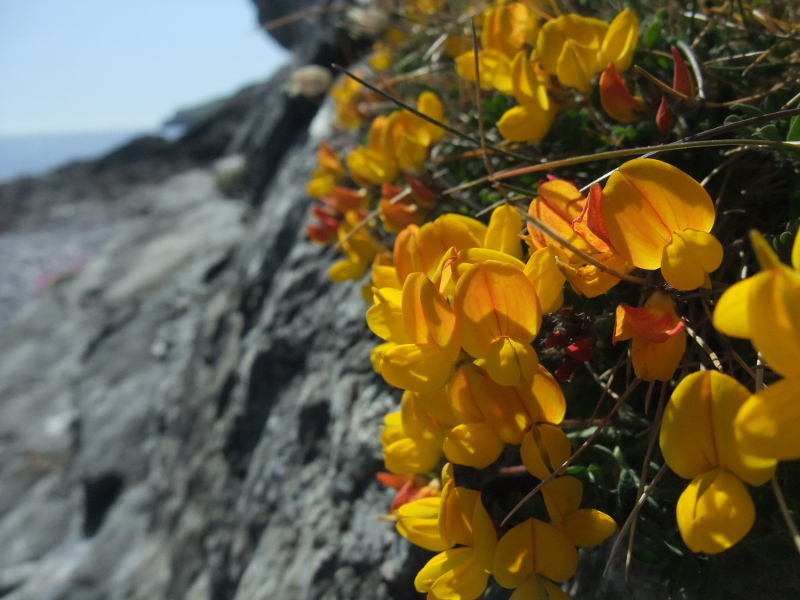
[471,18,493,177]
[604,464,669,577]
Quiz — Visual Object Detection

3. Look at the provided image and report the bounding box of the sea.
[0,130,145,183]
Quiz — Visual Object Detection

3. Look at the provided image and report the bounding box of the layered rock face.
[0,5,424,598]
[0,76,428,600]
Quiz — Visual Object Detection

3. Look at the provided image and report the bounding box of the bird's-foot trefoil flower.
[659,371,777,553]
[586,158,723,290]
[454,260,542,385]
[379,272,462,394]
[714,230,800,460]
[541,475,617,547]
[613,290,686,381]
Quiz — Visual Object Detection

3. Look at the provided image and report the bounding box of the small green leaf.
[644,21,661,48]
[787,115,800,142]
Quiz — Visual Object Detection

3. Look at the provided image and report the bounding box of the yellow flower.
[659,371,777,553]
[541,476,617,547]
[537,14,608,93]
[714,230,800,460]
[454,260,541,385]
[497,102,559,143]
[444,362,566,469]
[381,390,444,474]
[306,141,346,197]
[328,211,380,282]
[599,9,639,73]
[527,180,631,297]
[520,423,571,480]
[415,476,497,600]
[379,272,461,394]
[713,230,800,379]
[480,2,540,58]
[613,291,686,382]
[394,214,487,284]
[493,518,578,593]
[396,495,451,552]
[586,158,723,291]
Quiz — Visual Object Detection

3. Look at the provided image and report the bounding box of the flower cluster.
[302,0,800,596]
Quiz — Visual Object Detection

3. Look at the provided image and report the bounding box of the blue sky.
[0,0,289,135]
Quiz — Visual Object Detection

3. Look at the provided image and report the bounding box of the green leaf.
[787,115,800,142]
[644,21,661,48]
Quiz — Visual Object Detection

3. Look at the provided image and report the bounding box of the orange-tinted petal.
[599,62,646,123]
[455,261,542,358]
[402,272,459,358]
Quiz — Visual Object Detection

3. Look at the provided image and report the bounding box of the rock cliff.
[0,4,425,598]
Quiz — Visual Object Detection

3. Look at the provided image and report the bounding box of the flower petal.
[444,423,505,469]
[524,246,566,314]
[542,476,583,526]
[712,275,759,339]
[384,435,442,474]
[415,547,477,595]
[661,229,723,291]
[562,509,617,547]
[472,372,531,444]
[735,377,800,461]
[531,519,579,582]
[493,519,535,589]
[676,468,755,554]
[659,371,719,479]
[661,370,776,484]
[600,9,639,72]
[485,337,539,386]
[497,103,559,143]
[381,343,454,394]
[518,364,567,425]
[455,261,542,359]
[402,272,460,358]
[631,331,685,382]
[521,424,571,480]
[600,159,715,269]
[749,269,800,379]
[396,497,452,552]
[485,204,524,259]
